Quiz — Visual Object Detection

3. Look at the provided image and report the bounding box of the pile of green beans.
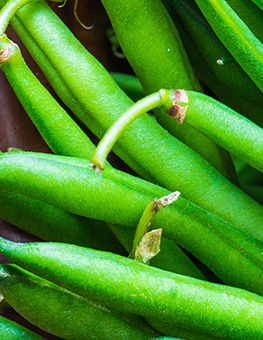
[0,0,263,338]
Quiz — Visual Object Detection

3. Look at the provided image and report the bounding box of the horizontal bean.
[168,90,263,172]
[0,152,263,295]
[0,239,263,339]
[0,264,157,339]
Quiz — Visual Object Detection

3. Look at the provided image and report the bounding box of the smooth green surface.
[0,265,157,340]
[183,91,263,172]
[0,316,44,340]
[162,0,263,107]
[1,240,263,339]
[101,0,237,181]
[0,153,263,295]
[3,1,254,229]
[110,72,145,102]
[0,191,125,252]
[194,0,263,92]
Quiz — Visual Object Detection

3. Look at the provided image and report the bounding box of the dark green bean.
[1,239,263,339]
[162,0,263,108]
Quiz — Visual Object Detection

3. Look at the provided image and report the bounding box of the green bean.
[1,239,263,339]
[194,0,263,92]
[1,1,243,194]
[110,72,145,102]
[166,90,263,172]
[250,0,263,11]
[0,191,125,252]
[108,225,204,279]
[0,34,96,160]
[162,0,263,108]
[0,315,45,340]
[2,12,263,258]
[100,0,237,180]
[0,264,158,340]
[147,320,221,340]
[0,34,204,279]
[170,20,263,128]
[226,0,263,42]
[1,152,263,295]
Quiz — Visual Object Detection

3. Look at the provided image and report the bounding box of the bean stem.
[130,191,181,261]
[91,89,178,172]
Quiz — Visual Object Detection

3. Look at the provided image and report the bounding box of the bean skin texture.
[0,240,263,339]
[0,264,158,340]
[0,191,125,253]
[2,0,259,231]
[194,0,263,92]
[100,0,237,181]
[0,315,45,340]
[167,90,263,173]
[1,153,263,296]
[170,18,263,128]
[0,36,204,280]
[162,0,263,108]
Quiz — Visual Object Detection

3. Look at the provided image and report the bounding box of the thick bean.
[2,1,257,229]
[0,239,263,339]
[100,0,237,180]
[0,264,157,340]
[0,153,263,295]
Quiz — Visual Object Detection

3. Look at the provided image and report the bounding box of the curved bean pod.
[167,90,263,172]
[0,152,263,295]
[0,240,263,339]
[162,0,263,107]
[100,0,237,180]
[0,34,96,160]
[2,1,246,203]
[194,0,263,92]
[0,37,204,278]
[0,315,44,340]
[0,264,157,340]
